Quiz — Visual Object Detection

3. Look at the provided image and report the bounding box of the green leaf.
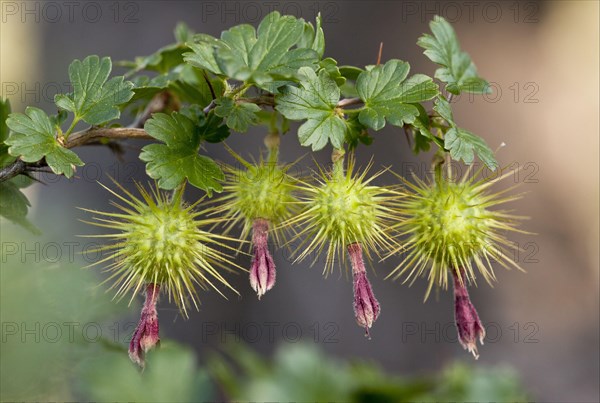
[140,112,224,194]
[444,127,498,170]
[410,104,434,153]
[345,115,372,149]
[432,95,454,123]
[54,55,134,125]
[339,66,364,81]
[185,40,222,74]
[356,59,438,130]
[412,130,432,153]
[298,13,325,58]
[320,58,346,86]
[5,107,83,177]
[0,98,14,167]
[1,98,10,143]
[214,97,261,132]
[434,98,497,170]
[417,16,490,95]
[179,106,230,143]
[198,114,230,143]
[127,66,217,110]
[0,99,37,232]
[184,12,319,88]
[275,67,347,150]
[0,179,39,233]
[49,109,68,130]
[338,66,363,98]
[125,46,188,75]
[174,22,193,43]
[174,65,219,106]
[119,25,192,74]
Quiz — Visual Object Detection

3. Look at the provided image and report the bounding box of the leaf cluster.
[1,14,500,230]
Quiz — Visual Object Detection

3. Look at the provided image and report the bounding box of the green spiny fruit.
[213,146,298,244]
[81,181,240,317]
[388,165,526,299]
[289,153,401,274]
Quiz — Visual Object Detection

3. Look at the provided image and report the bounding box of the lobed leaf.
[0,98,10,143]
[184,12,319,89]
[434,98,498,170]
[55,55,134,125]
[0,98,13,167]
[0,99,38,232]
[5,107,83,177]
[298,13,325,58]
[275,67,347,150]
[0,179,39,233]
[214,97,261,133]
[356,59,438,130]
[444,127,498,169]
[417,16,490,95]
[140,112,225,194]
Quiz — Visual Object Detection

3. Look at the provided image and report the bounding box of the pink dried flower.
[129,283,160,368]
[249,219,276,299]
[453,270,486,359]
[348,243,380,338]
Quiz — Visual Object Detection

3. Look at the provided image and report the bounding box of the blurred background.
[1,0,598,401]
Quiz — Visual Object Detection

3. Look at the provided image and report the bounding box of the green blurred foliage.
[0,229,214,402]
[75,342,212,402]
[0,232,127,400]
[209,342,529,402]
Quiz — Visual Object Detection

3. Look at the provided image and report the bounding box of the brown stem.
[241,95,275,107]
[65,128,150,148]
[0,160,27,182]
[130,91,176,128]
[0,127,151,182]
[336,97,363,108]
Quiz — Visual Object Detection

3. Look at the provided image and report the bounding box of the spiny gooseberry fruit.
[212,145,297,298]
[388,164,526,358]
[288,151,402,336]
[82,181,240,366]
[290,154,400,273]
[214,146,297,243]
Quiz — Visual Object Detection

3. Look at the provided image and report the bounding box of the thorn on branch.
[377,42,384,65]
[336,98,363,108]
[203,100,216,115]
[130,91,177,129]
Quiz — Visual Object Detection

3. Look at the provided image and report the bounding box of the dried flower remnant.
[249,219,276,298]
[129,283,161,368]
[453,270,485,359]
[349,243,380,338]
